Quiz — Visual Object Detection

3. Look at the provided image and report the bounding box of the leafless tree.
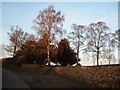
[33,5,65,65]
[6,26,35,57]
[68,24,86,65]
[83,21,110,66]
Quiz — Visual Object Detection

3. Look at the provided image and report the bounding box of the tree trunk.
[47,38,50,66]
[93,60,95,66]
[77,48,79,65]
[108,60,110,65]
[96,47,99,66]
[77,36,80,65]
[13,43,17,57]
[47,26,51,66]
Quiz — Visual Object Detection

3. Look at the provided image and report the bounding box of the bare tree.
[68,24,86,65]
[108,29,120,64]
[83,21,110,66]
[6,26,34,57]
[33,5,64,65]
[117,29,120,52]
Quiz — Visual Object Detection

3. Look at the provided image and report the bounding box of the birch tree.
[68,24,86,65]
[83,21,109,66]
[7,26,27,56]
[5,26,35,57]
[103,29,120,64]
[33,5,64,65]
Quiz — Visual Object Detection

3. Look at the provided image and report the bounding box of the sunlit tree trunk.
[13,35,17,57]
[47,27,51,66]
[47,38,50,66]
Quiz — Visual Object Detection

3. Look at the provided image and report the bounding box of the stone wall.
[54,65,120,88]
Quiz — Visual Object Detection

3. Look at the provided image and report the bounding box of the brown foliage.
[33,5,65,65]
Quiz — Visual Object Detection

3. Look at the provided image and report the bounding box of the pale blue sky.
[2,2,118,45]
[1,0,119,2]
[1,2,119,65]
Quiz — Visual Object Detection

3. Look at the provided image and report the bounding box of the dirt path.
[16,72,91,88]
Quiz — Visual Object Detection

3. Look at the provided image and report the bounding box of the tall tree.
[5,26,35,57]
[7,26,26,56]
[83,21,109,66]
[33,5,64,65]
[96,29,120,65]
[68,24,86,65]
[118,29,120,64]
[107,29,120,64]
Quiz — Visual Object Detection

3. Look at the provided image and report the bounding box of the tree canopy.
[33,5,65,65]
[4,5,120,66]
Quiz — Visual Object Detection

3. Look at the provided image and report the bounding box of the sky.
[1,2,118,44]
[0,1,119,65]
